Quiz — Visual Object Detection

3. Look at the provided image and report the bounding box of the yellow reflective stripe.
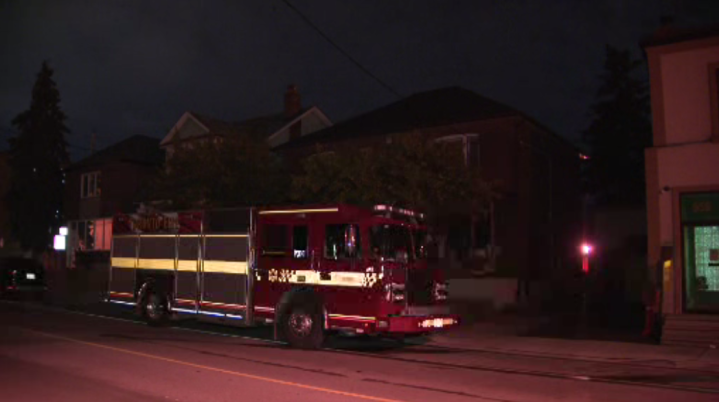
[111,258,247,274]
[201,301,246,309]
[332,272,378,287]
[204,260,248,274]
[175,298,195,304]
[112,257,136,268]
[177,260,197,272]
[138,259,175,270]
[112,234,248,239]
[259,208,338,215]
[265,270,380,288]
[329,314,376,322]
[112,234,247,239]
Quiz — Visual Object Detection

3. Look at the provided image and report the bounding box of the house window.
[710,63,719,143]
[435,134,480,167]
[70,218,112,251]
[80,171,101,198]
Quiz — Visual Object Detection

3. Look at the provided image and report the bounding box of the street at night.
[2,2,719,401]
[2,300,719,402]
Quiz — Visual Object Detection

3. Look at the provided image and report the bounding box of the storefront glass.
[682,193,719,312]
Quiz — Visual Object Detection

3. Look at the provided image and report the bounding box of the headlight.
[433,282,448,301]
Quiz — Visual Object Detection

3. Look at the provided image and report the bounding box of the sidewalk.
[429,318,719,373]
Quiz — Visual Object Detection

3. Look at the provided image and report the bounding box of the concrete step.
[662,314,719,348]
[666,313,719,323]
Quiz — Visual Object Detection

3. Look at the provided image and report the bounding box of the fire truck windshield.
[370,225,426,262]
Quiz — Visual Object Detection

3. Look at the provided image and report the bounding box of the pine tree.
[584,45,652,206]
[7,61,70,252]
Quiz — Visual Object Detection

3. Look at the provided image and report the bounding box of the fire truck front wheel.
[279,302,324,350]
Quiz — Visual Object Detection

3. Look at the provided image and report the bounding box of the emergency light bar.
[373,204,424,220]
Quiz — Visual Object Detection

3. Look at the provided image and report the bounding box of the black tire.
[142,290,169,326]
[279,302,324,350]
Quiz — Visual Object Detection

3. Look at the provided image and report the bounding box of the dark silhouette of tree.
[151,135,289,209]
[7,61,70,252]
[583,45,652,206]
[291,134,495,223]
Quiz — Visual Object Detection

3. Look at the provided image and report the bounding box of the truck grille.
[406,269,434,306]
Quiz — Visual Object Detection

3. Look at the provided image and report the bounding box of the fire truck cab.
[107,204,458,349]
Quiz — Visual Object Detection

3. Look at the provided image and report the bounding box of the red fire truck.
[107,204,458,349]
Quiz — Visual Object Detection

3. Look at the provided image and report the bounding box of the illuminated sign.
[681,193,719,222]
[53,235,66,250]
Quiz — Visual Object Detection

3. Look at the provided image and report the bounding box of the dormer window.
[80,171,101,198]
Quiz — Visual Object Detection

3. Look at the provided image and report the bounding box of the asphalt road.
[1,301,719,402]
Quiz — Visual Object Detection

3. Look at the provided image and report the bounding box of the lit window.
[80,171,102,198]
[69,218,112,252]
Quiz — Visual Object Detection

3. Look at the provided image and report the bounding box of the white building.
[643,25,719,346]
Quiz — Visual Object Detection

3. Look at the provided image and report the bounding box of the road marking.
[25,328,406,402]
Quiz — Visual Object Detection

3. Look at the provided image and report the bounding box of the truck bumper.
[378,314,460,334]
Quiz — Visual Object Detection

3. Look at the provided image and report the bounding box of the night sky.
[2,0,718,160]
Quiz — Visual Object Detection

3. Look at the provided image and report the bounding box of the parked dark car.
[0,257,47,298]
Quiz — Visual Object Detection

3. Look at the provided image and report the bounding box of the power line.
[280,0,402,99]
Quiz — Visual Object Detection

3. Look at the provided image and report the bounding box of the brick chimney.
[284,85,302,140]
[284,84,301,119]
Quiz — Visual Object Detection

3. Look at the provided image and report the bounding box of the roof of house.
[641,23,719,49]
[190,110,294,140]
[160,106,321,148]
[67,135,164,171]
[277,87,522,150]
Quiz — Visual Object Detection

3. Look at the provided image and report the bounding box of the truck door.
[318,222,366,318]
[254,222,291,313]
[175,235,200,312]
[108,234,138,304]
[199,234,249,321]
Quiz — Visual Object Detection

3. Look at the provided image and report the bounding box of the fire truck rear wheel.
[280,303,324,349]
[143,291,169,326]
